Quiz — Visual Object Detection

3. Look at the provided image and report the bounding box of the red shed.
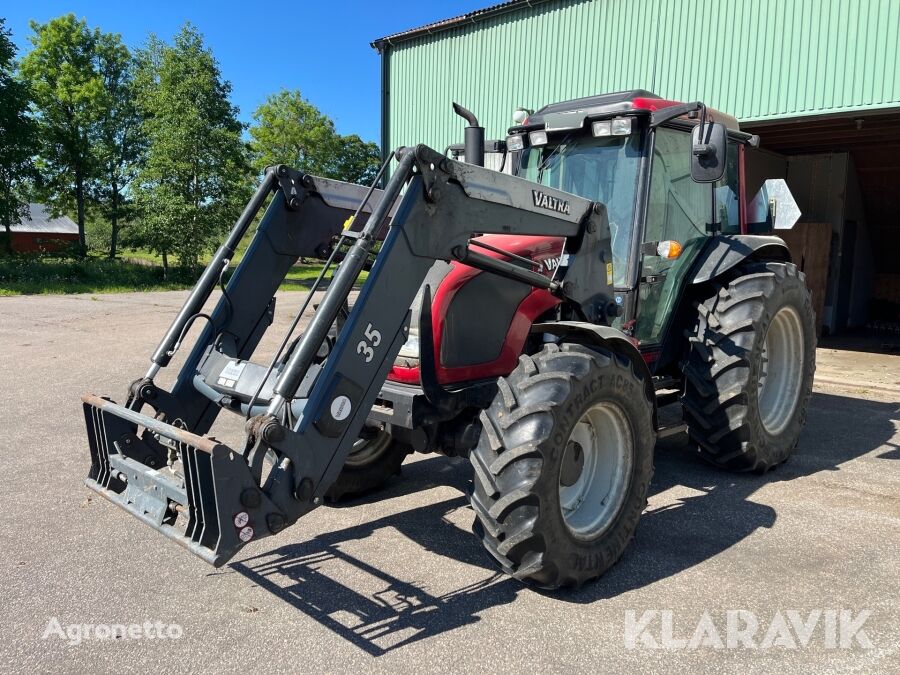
[8,204,79,253]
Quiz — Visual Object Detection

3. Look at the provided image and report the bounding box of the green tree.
[133,25,250,271]
[20,15,104,257]
[330,133,381,185]
[91,31,143,258]
[248,89,380,185]
[248,89,338,176]
[0,19,38,252]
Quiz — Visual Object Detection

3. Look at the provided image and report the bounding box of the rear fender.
[532,321,658,431]
[690,235,791,285]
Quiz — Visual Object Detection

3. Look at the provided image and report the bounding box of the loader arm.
[81,144,614,566]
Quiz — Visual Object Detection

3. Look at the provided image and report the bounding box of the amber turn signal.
[656,240,683,259]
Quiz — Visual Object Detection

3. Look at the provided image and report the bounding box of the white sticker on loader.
[331,395,352,421]
[233,511,249,528]
[218,360,246,387]
[238,525,254,542]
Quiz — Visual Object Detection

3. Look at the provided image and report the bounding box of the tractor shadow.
[231,391,898,655]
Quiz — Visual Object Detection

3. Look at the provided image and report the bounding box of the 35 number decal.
[357,323,382,363]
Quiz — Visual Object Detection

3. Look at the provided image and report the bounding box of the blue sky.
[4,0,489,144]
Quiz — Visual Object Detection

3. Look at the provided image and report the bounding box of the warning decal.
[218,360,246,388]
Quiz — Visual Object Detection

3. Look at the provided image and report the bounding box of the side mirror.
[690,122,727,183]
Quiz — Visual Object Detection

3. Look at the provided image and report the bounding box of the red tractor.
[82,90,815,588]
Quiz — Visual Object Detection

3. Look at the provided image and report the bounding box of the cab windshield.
[515,132,642,286]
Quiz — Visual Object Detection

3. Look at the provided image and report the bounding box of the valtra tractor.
[82,90,815,588]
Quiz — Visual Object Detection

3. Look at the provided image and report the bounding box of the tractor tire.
[682,261,816,472]
[325,429,410,501]
[469,343,655,589]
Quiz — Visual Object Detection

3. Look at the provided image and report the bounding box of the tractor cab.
[502,90,785,370]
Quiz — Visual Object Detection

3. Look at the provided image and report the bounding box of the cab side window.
[715,142,741,234]
[644,128,709,268]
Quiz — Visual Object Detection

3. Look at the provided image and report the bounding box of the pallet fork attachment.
[82,145,614,566]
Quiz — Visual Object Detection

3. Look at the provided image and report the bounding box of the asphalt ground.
[1,290,898,673]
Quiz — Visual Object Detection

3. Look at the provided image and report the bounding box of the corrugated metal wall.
[383,0,900,152]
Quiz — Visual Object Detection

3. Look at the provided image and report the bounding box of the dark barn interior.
[744,110,900,347]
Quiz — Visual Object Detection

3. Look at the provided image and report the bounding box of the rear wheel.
[325,428,410,501]
[682,261,816,472]
[469,343,655,589]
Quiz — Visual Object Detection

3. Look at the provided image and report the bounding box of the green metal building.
[373,0,900,335]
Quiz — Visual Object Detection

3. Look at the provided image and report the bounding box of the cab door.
[634,127,740,348]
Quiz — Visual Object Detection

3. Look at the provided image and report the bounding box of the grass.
[118,248,167,265]
[0,255,189,295]
[0,253,366,296]
[118,244,368,286]
[119,241,253,267]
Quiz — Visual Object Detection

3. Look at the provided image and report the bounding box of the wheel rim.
[558,402,634,539]
[757,306,805,436]
[343,429,392,468]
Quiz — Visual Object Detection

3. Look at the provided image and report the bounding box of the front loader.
[83,91,815,589]
[83,140,641,577]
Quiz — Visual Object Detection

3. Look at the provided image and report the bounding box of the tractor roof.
[516,90,741,133]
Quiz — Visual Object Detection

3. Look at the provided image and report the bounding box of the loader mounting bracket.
[273,164,311,211]
[126,377,187,423]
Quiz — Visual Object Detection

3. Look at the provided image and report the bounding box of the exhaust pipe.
[453,102,485,167]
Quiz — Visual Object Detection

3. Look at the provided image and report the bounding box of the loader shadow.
[231,391,898,654]
[233,462,522,656]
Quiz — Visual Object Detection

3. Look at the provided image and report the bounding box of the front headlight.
[397,262,453,363]
[506,134,525,151]
[528,130,548,146]
[611,117,634,135]
[592,120,611,137]
[398,330,420,359]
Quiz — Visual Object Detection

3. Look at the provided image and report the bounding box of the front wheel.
[469,343,655,589]
[682,262,816,472]
[325,429,410,501]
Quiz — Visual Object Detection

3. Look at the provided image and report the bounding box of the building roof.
[10,204,79,234]
[371,0,551,50]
